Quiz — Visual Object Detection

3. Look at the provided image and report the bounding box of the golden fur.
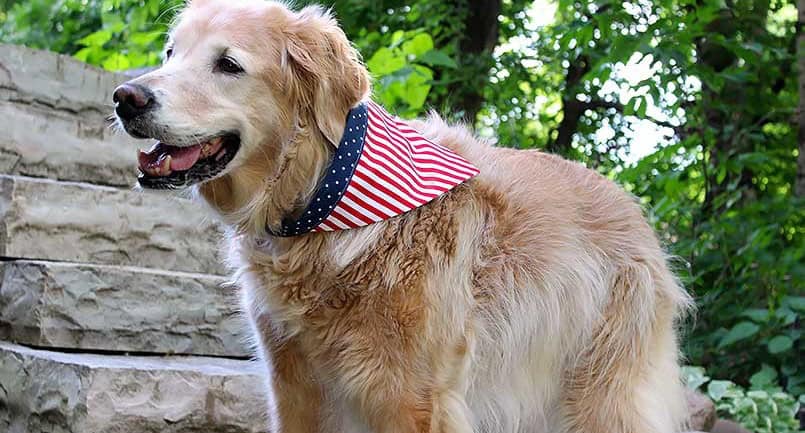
[126,1,694,431]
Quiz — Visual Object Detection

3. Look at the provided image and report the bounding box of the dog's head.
[114,0,370,190]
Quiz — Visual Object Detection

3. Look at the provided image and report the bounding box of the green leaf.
[130,30,162,46]
[402,33,433,57]
[682,366,710,390]
[741,308,770,323]
[637,97,647,118]
[418,50,457,68]
[78,30,112,47]
[367,47,405,76]
[718,322,760,348]
[722,70,753,84]
[708,380,736,401]
[750,365,778,388]
[775,308,797,326]
[767,336,793,354]
[782,296,805,312]
[400,65,433,109]
[74,47,92,62]
[106,21,125,34]
[389,30,405,48]
[101,53,131,71]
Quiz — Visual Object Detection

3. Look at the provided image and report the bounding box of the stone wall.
[0,44,268,433]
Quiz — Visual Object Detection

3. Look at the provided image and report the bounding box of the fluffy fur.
[122,1,694,431]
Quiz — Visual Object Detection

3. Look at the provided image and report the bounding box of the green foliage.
[610,0,804,394]
[307,0,475,117]
[0,0,180,70]
[684,366,802,432]
[1,0,802,422]
[365,30,453,116]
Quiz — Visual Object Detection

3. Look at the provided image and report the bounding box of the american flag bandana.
[269,101,480,237]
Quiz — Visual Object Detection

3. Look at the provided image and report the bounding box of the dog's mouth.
[137,133,240,189]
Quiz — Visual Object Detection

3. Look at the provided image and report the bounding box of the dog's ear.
[282,6,371,147]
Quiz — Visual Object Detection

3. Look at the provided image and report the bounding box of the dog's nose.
[113,83,155,120]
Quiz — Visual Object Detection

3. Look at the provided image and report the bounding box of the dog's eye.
[215,56,244,75]
[165,47,174,60]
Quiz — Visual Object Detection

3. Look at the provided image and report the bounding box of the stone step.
[0,44,139,187]
[0,341,269,433]
[0,260,249,358]
[0,100,142,188]
[0,175,225,275]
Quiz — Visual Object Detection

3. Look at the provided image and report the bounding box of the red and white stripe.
[314,102,479,232]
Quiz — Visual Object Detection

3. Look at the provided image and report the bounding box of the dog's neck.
[196,115,333,244]
[197,101,478,248]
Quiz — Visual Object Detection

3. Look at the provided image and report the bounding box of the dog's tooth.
[161,155,173,176]
[210,137,223,146]
[151,155,170,176]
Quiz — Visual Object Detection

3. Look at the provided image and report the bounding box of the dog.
[113,0,693,432]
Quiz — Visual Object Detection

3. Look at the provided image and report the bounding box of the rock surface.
[0,260,248,357]
[0,175,225,274]
[711,419,752,433]
[0,341,269,433]
[0,44,142,187]
[687,389,717,431]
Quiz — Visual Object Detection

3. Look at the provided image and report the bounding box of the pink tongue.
[138,143,202,173]
[167,145,202,171]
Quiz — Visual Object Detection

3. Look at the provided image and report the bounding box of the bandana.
[269,101,479,237]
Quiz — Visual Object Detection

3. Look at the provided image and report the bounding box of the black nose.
[113,83,155,120]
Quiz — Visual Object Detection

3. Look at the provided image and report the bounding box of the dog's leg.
[325,332,474,433]
[251,310,323,433]
[429,332,475,433]
[559,263,690,433]
[267,336,324,433]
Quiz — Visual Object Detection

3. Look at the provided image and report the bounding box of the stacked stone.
[0,44,268,433]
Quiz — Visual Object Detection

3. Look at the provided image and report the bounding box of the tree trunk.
[446,0,501,122]
[797,0,805,196]
[547,55,592,155]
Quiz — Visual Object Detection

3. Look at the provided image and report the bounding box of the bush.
[684,366,802,433]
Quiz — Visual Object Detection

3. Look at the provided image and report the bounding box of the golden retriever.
[113,0,693,432]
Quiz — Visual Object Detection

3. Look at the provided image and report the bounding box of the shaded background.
[1,0,802,430]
